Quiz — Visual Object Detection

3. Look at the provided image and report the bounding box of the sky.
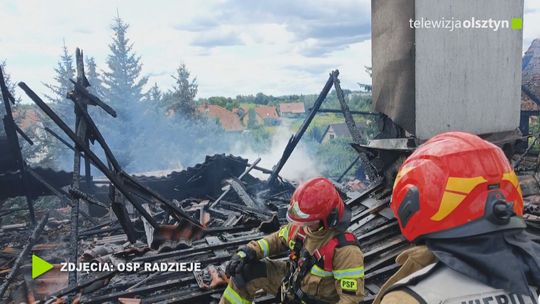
[0,0,539,99]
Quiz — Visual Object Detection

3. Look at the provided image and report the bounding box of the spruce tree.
[168,64,198,119]
[44,43,76,126]
[85,57,104,98]
[0,61,19,118]
[145,83,162,104]
[101,15,148,167]
[0,61,19,134]
[0,61,19,104]
[102,16,148,121]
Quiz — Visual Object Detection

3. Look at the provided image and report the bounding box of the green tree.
[247,108,258,129]
[85,57,104,98]
[44,43,76,126]
[102,16,148,120]
[145,83,162,104]
[316,137,359,177]
[0,61,19,141]
[167,63,198,119]
[0,61,19,109]
[99,15,149,168]
[307,125,323,142]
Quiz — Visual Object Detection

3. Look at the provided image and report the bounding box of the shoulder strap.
[313,232,359,272]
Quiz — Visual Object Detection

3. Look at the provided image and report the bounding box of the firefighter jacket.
[374,246,540,304]
[247,223,365,304]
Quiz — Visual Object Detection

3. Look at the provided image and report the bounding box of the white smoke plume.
[233,124,324,184]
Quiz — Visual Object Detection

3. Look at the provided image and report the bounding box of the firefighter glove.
[225,246,257,277]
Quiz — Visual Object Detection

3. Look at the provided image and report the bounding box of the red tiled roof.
[254,106,279,119]
[198,104,245,131]
[279,102,305,114]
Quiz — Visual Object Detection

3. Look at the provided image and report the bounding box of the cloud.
[147,70,168,78]
[174,0,371,56]
[74,28,93,34]
[285,63,335,76]
[173,17,220,32]
[191,30,244,48]
[7,0,537,102]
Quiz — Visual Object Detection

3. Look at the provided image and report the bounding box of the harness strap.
[283,228,362,302]
[317,232,359,272]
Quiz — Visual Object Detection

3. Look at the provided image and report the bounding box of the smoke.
[46,102,324,184]
[232,123,324,183]
[50,104,237,174]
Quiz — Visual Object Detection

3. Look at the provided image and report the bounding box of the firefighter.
[219,177,365,304]
[375,132,540,304]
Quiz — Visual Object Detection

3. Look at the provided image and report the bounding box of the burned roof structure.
[0,48,539,304]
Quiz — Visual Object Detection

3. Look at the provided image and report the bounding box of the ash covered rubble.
[0,49,539,304]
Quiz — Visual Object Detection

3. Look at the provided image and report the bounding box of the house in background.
[320,123,351,144]
[241,105,280,126]
[198,104,245,132]
[279,102,305,118]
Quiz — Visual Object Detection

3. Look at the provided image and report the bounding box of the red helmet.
[391,132,525,242]
[287,177,345,228]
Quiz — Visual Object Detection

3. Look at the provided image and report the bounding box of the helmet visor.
[286,206,321,227]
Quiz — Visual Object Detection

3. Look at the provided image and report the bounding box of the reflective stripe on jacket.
[247,224,365,304]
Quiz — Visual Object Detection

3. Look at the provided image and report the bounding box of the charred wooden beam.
[225,177,267,211]
[14,124,33,145]
[67,47,89,288]
[268,72,334,186]
[44,127,76,152]
[69,79,117,117]
[337,155,360,182]
[208,157,261,210]
[332,70,363,144]
[19,82,160,231]
[68,187,107,209]
[25,167,98,225]
[0,67,36,225]
[314,108,380,116]
[109,186,137,243]
[46,271,117,303]
[0,213,49,298]
[133,233,262,263]
[332,71,378,182]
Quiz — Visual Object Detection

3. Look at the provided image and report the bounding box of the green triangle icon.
[32,254,53,279]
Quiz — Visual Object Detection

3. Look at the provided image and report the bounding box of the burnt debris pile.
[0,49,539,304]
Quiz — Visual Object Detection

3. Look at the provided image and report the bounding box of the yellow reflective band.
[394,165,414,187]
[431,191,466,221]
[340,279,358,291]
[257,239,269,257]
[223,285,251,304]
[278,225,289,243]
[502,171,522,196]
[310,264,333,277]
[288,240,296,250]
[333,266,365,279]
[445,176,487,193]
[431,176,487,221]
